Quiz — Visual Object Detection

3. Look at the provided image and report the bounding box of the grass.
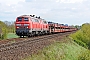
[23,37,89,60]
[7,33,18,39]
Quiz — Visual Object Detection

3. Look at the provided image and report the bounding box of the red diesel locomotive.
[15,15,49,37]
[15,15,76,37]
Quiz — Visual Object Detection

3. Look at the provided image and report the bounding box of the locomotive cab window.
[32,19,39,23]
[35,19,39,22]
[18,17,22,21]
[24,18,29,21]
[43,21,47,24]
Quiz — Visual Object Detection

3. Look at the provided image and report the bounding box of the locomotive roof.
[19,15,42,19]
[19,15,31,17]
[18,15,47,22]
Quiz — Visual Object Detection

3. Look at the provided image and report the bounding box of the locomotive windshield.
[18,17,22,21]
[24,18,28,21]
[17,17,29,21]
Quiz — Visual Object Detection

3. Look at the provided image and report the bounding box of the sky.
[0,0,90,25]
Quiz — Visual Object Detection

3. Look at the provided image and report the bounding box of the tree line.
[0,21,15,39]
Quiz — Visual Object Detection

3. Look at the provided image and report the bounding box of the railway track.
[0,31,75,60]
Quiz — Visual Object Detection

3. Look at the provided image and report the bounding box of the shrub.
[2,28,7,39]
[70,23,90,49]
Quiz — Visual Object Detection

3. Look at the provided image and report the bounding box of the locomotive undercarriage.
[16,28,29,37]
[16,28,49,37]
[27,30,49,37]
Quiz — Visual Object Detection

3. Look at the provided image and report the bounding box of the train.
[15,15,77,37]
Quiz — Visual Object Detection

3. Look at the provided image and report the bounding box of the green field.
[23,37,90,60]
[7,33,19,39]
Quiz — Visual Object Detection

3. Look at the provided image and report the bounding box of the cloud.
[0,0,25,5]
[56,0,84,3]
[0,0,90,25]
[25,0,34,2]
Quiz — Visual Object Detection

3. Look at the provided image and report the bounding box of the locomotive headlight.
[16,27,19,28]
[24,24,29,26]
[16,24,21,26]
[26,27,29,28]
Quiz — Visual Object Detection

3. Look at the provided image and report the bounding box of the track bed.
[0,31,76,60]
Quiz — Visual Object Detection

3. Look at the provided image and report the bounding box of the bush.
[1,28,7,39]
[73,39,88,48]
[70,23,90,49]
[0,21,8,39]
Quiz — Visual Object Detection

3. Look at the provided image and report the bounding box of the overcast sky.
[0,0,90,25]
